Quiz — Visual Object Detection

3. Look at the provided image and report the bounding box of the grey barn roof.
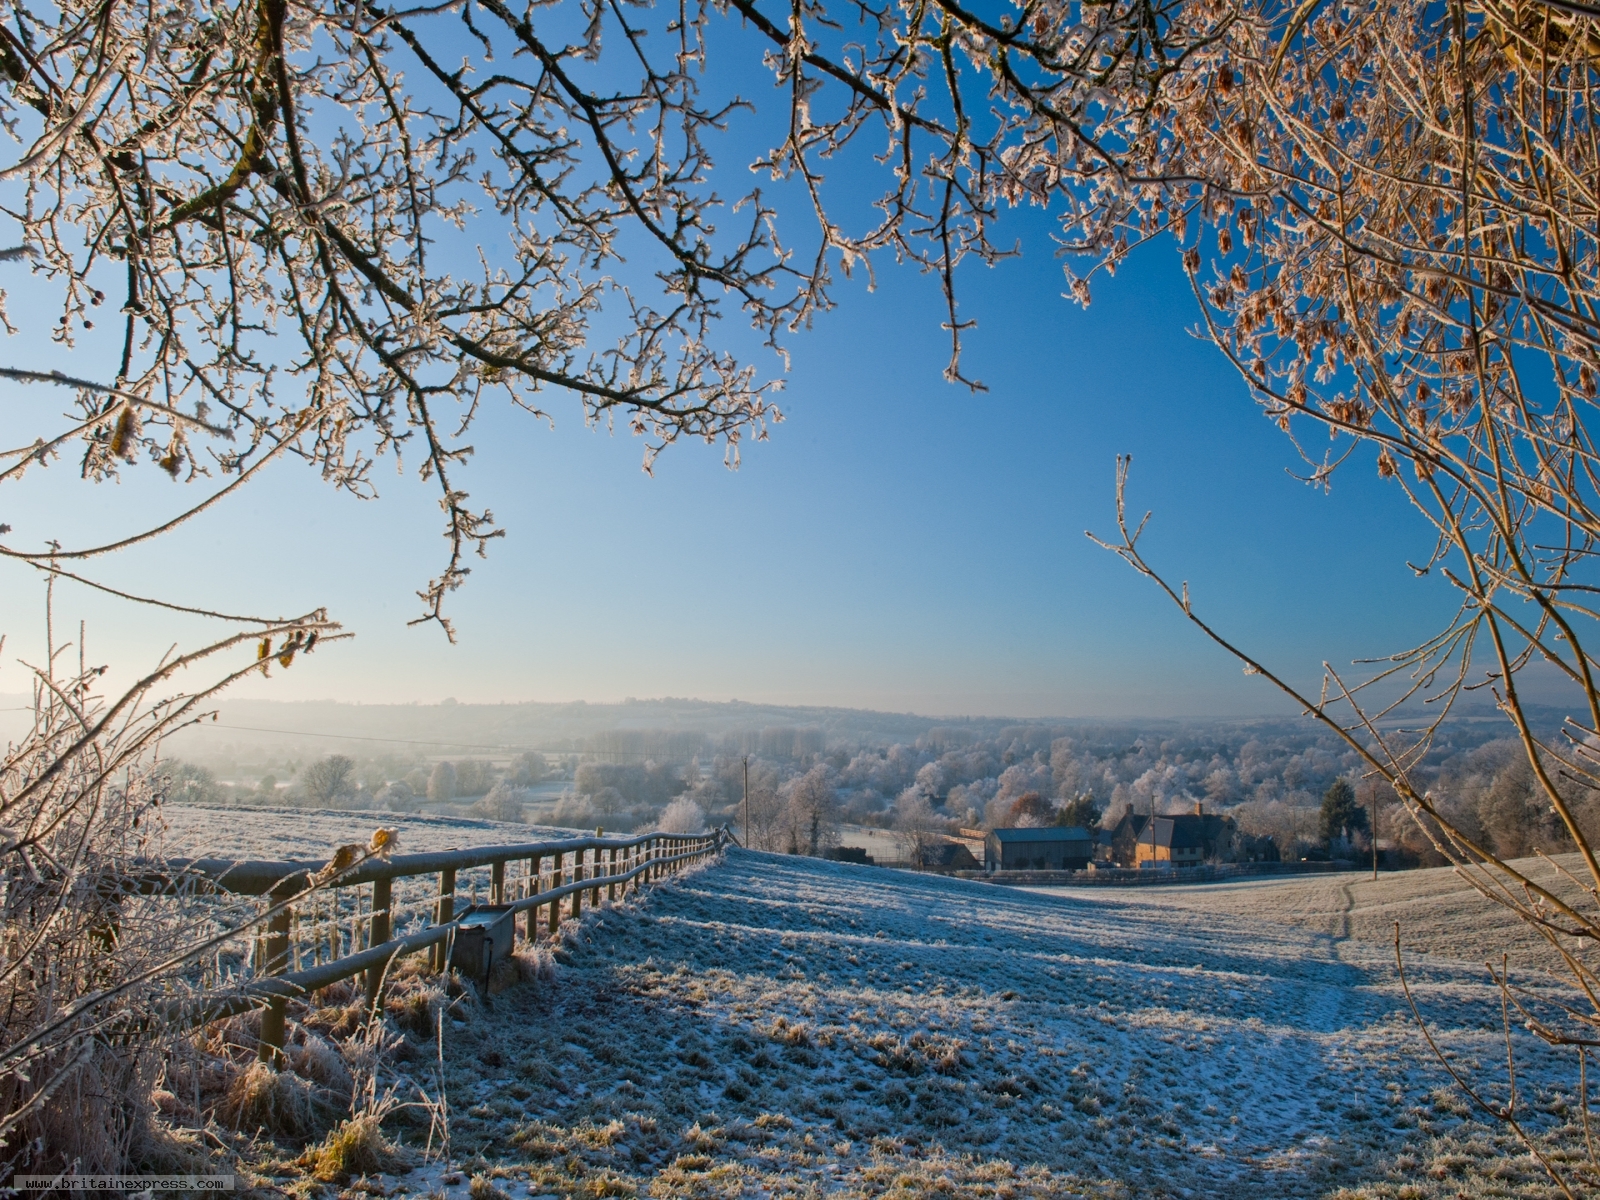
[1138,814,1220,850]
[989,826,1093,843]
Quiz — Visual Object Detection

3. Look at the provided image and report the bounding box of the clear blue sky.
[0,127,1451,718]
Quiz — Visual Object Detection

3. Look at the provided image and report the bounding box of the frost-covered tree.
[299,754,355,808]
[453,759,490,798]
[1055,792,1104,831]
[893,789,949,864]
[426,761,457,803]
[507,753,547,788]
[159,760,223,806]
[744,777,789,853]
[656,797,708,835]
[782,766,841,857]
[1004,792,1054,828]
[470,781,526,823]
[376,779,419,812]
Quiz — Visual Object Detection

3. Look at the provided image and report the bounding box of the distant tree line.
[153,715,1590,867]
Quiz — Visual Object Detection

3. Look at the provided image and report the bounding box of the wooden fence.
[154,828,727,1062]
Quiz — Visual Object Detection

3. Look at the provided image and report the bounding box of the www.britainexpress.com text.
[14,1177,235,1191]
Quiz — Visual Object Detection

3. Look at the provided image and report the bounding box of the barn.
[985,826,1095,871]
[921,841,981,870]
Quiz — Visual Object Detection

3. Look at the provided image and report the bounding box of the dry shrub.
[0,606,336,1177]
[16,1045,157,1175]
[468,1174,512,1200]
[0,717,175,1176]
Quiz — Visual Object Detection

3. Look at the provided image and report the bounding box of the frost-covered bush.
[470,782,528,823]
[376,781,422,812]
[655,797,707,834]
[0,611,337,1175]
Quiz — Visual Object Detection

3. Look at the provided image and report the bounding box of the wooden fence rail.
[147,828,727,1062]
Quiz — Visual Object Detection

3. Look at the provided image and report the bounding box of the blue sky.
[0,70,1455,718]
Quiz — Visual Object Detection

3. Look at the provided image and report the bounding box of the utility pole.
[1149,792,1156,868]
[1371,787,1379,882]
[743,756,750,849]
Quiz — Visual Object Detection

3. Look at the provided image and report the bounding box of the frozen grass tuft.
[288,1033,353,1093]
[512,943,557,983]
[306,1112,412,1182]
[133,1112,224,1175]
[225,1060,322,1137]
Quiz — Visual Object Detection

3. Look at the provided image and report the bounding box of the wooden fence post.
[491,860,505,905]
[573,850,585,918]
[257,883,295,1064]
[366,876,392,1010]
[549,851,563,934]
[526,854,541,942]
[433,868,456,971]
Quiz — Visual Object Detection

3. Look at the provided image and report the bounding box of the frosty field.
[163,807,1593,1198]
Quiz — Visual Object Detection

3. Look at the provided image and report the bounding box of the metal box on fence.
[450,903,515,984]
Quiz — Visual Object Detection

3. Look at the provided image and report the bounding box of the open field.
[161,808,1594,1198]
[1031,857,1597,977]
[158,804,579,860]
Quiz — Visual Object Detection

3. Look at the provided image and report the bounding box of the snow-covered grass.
[399,853,1590,1198]
[159,809,1594,1197]
[158,804,584,861]
[1038,858,1597,976]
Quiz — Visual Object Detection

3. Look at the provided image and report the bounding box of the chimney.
[1194,801,1204,816]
